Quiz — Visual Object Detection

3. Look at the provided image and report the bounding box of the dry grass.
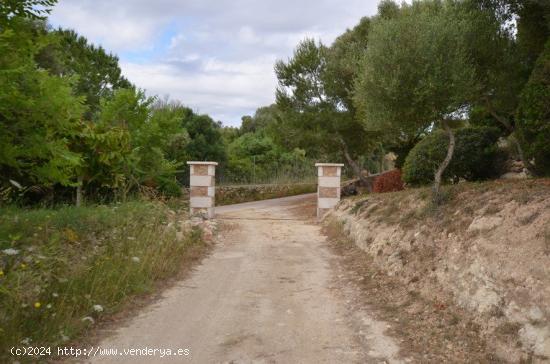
[323,219,500,363]
[0,201,207,361]
[344,179,550,234]
[544,229,550,256]
[332,178,550,362]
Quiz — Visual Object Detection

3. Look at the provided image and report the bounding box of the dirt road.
[88,194,403,363]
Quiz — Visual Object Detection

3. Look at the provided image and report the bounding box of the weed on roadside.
[351,199,368,215]
[0,201,204,360]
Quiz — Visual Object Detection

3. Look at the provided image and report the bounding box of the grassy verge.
[215,183,316,206]
[0,201,204,360]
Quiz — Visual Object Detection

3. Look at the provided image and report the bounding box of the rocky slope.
[326,179,550,362]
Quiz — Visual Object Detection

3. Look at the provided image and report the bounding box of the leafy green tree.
[240,105,280,136]
[0,0,56,27]
[275,34,382,184]
[512,0,550,67]
[455,0,536,172]
[224,132,311,184]
[220,126,240,146]
[91,89,186,198]
[239,115,255,134]
[182,113,227,163]
[247,104,321,155]
[402,126,506,185]
[0,14,85,196]
[82,89,145,200]
[37,29,132,118]
[354,0,476,197]
[78,119,132,201]
[145,102,227,186]
[516,38,550,176]
[467,0,549,173]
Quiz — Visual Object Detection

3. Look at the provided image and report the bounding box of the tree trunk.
[76,175,83,207]
[433,119,455,202]
[342,147,374,192]
[485,99,535,175]
[510,137,534,175]
[337,136,373,191]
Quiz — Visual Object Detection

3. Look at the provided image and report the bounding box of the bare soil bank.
[326,179,550,362]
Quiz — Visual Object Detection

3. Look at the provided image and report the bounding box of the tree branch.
[433,119,455,201]
[484,97,513,132]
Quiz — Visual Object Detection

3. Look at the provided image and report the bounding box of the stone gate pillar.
[187,161,218,219]
[315,163,344,219]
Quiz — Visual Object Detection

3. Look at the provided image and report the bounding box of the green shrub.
[516,39,550,176]
[402,127,506,186]
[158,178,183,197]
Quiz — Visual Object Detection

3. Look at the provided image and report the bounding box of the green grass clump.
[0,201,202,359]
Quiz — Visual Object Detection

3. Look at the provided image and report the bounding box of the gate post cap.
[315,163,344,167]
[187,161,218,166]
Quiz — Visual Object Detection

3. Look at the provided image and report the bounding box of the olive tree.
[354,0,476,198]
[275,31,383,185]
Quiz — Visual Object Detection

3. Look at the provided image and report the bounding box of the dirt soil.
[328,179,550,363]
[324,220,498,363]
[76,184,545,363]
[84,195,404,363]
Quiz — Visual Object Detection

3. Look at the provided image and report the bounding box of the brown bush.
[373,169,405,193]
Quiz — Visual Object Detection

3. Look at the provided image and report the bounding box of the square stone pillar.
[315,163,344,219]
[187,161,218,219]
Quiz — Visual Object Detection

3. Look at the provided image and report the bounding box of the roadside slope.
[327,179,550,362]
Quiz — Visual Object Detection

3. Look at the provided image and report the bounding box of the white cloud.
[50,1,169,51]
[121,57,277,124]
[238,26,261,45]
[50,0,382,125]
[168,34,186,50]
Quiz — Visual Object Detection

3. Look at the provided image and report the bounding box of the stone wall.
[215,183,316,206]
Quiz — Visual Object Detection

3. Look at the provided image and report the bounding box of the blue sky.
[49,0,381,126]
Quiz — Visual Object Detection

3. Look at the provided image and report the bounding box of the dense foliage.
[218,105,317,185]
[274,27,387,182]
[0,2,230,204]
[516,38,550,176]
[38,28,133,118]
[0,201,203,357]
[0,16,86,191]
[1,0,549,206]
[402,127,506,185]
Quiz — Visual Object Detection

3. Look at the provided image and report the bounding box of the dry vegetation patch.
[324,219,498,363]
[327,179,550,362]
[0,200,211,361]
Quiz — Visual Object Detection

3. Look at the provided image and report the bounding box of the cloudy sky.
[50,0,381,126]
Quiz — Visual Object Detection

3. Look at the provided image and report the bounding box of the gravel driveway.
[88,194,402,364]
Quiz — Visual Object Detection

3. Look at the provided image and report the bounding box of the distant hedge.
[516,39,550,176]
[402,127,506,186]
